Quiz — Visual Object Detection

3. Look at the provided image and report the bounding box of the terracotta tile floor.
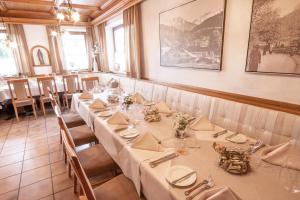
[0,114,79,200]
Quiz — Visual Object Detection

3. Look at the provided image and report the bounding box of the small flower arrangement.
[212,142,250,175]
[173,112,189,130]
[122,95,133,109]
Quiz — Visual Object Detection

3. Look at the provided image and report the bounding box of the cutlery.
[149,153,179,168]
[184,175,212,196]
[212,129,227,138]
[186,178,215,200]
[225,132,239,139]
[250,140,265,153]
[171,171,197,185]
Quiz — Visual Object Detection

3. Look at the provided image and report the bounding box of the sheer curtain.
[86,27,95,71]
[97,22,109,72]
[6,24,34,76]
[123,4,142,79]
[46,25,65,74]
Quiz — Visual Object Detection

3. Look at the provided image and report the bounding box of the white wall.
[23,24,52,74]
[141,0,300,105]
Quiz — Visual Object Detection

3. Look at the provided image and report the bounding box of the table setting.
[71,89,300,200]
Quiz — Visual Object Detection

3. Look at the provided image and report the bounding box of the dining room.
[0,0,299,200]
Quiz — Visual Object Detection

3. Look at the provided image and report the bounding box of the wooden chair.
[62,129,138,200]
[7,78,37,122]
[81,77,100,92]
[59,115,119,194]
[37,76,60,116]
[62,74,80,109]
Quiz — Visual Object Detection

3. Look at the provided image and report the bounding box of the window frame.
[61,31,90,72]
[111,24,126,74]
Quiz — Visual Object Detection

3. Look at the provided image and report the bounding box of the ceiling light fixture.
[55,0,80,23]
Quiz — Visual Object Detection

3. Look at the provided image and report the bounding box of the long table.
[71,92,300,200]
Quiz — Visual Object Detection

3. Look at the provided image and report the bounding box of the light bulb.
[51,30,58,37]
[57,12,65,21]
[71,11,80,22]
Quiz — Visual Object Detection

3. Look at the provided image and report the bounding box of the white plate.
[120,128,139,139]
[165,165,197,187]
[226,134,248,144]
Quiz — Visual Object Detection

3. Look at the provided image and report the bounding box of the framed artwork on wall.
[31,45,51,66]
[246,0,300,76]
[159,0,227,70]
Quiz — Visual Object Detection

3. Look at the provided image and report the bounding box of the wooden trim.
[91,0,143,25]
[142,78,300,116]
[2,17,91,26]
[1,0,100,10]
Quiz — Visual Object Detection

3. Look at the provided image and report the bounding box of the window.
[61,32,89,71]
[105,15,126,73]
[0,29,18,76]
[112,25,126,72]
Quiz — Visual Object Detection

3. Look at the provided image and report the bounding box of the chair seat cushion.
[14,98,35,107]
[69,125,97,146]
[77,144,118,178]
[93,174,139,200]
[62,112,85,128]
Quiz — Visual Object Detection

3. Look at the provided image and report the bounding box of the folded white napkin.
[132,92,145,104]
[107,112,129,125]
[89,99,107,109]
[79,91,93,99]
[132,132,162,152]
[155,101,172,114]
[189,116,215,131]
[261,140,300,170]
[198,187,241,200]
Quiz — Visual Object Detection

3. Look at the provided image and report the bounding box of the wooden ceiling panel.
[0,0,141,25]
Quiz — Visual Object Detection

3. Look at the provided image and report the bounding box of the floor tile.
[0,189,18,200]
[20,165,51,187]
[50,161,67,177]
[54,187,78,200]
[48,143,62,153]
[0,174,21,195]
[52,173,73,193]
[18,178,53,200]
[47,136,60,145]
[0,145,25,157]
[0,162,22,180]
[49,151,63,164]
[39,195,54,200]
[25,139,48,150]
[24,146,49,160]
[0,152,24,167]
[22,155,49,172]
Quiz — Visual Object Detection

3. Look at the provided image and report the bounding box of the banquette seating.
[97,73,300,146]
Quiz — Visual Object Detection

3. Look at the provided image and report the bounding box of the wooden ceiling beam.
[91,0,143,25]
[0,0,100,10]
[0,2,7,12]
[2,16,92,26]
[6,9,54,17]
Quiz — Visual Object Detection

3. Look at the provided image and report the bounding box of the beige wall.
[140,0,300,105]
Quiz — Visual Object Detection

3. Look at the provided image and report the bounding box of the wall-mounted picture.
[246,0,300,75]
[31,45,51,66]
[159,0,226,70]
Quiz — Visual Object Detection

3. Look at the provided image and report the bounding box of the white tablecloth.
[72,93,300,200]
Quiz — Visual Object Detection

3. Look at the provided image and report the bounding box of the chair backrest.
[37,76,58,97]
[48,87,57,108]
[62,74,80,94]
[7,78,32,101]
[61,128,96,200]
[57,114,76,149]
[81,77,99,91]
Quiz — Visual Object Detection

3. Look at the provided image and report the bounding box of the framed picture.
[31,45,51,66]
[246,0,300,76]
[159,0,227,70]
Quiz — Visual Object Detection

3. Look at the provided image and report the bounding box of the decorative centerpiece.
[173,113,189,138]
[143,106,161,122]
[122,95,133,109]
[107,95,119,104]
[213,142,250,175]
